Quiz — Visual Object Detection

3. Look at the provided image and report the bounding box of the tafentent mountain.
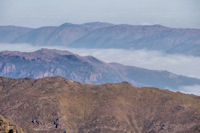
[0,48,200,91]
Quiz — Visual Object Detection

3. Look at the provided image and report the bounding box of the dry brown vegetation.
[0,77,200,133]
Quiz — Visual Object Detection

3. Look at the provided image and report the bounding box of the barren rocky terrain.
[0,77,200,133]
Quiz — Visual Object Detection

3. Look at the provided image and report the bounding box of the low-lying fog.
[1,43,200,79]
[179,85,200,96]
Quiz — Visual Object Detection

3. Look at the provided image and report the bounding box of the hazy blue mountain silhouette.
[0,22,200,56]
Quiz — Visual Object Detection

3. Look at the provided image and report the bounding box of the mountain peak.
[83,22,114,26]
[0,48,73,57]
[34,48,72,55]
[59,22,77,27]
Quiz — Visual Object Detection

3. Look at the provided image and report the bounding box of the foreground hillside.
[0,49,200,91]
[0,22,200,56]
[0,115,24,133]
[0,77,200,133]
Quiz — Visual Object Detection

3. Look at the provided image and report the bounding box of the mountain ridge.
[0,22,200,56]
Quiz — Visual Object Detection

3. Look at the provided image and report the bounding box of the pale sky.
[0,0,200,28]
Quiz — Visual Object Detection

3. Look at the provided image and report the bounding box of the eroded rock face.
[0,77,200,133]
[1,63,16,75]
[0,115,24,133]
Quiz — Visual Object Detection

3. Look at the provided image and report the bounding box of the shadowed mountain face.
[0,26,33,43]
[0,49,200,91]
[0,22,200,56]
[0,77,200,133]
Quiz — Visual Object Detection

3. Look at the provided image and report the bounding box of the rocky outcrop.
[0,115,24,133]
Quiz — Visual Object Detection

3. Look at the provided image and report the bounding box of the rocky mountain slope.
[0,49,200,91]
[0,22,200,56]
[0,77,200,133]
[0,114,24,133]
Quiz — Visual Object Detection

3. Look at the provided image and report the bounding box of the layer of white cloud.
[178,85,200,96]
[67,48,200,79]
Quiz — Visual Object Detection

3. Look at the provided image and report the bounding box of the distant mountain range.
[0,77,200,132]
[1,22,200,56]
[0,48,200,91]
